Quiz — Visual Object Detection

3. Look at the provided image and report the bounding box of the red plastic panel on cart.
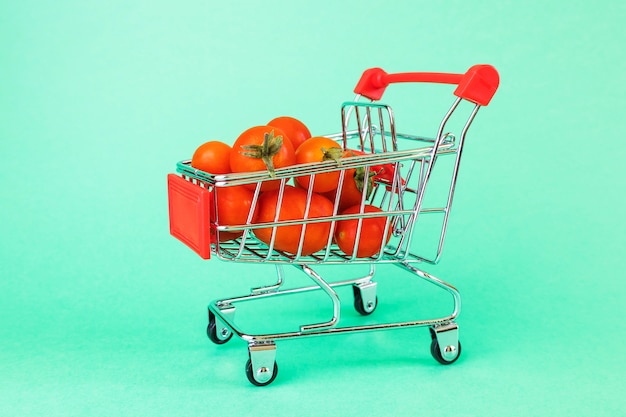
[167,174,212,259]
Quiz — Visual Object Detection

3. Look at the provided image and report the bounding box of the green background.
[2,1,624,415]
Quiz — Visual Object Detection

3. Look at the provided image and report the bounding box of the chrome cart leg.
[430,322,461,364]
[251,265,285,295]
[246,341,278,386]
[298,265,340,332]
[394,261,462,364]
[207,303,235,344]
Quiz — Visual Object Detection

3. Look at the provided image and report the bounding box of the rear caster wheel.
[353,283,377,315]
[245,359,278,386]
[207,310,232,344]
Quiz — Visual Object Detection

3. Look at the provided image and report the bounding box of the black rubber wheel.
[430,338,462,365]
[245,359,278,387]
[352,286,378,316]
[207,310,232,344]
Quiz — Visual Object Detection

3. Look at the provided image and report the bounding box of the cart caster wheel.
[245,359,278,386]
[430,338,461,365]
[207,310,232,344]
[353,283,378,315]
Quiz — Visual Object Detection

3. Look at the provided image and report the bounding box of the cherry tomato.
[334,204,392,258]
[214,185,258,242]
[230,125,296,191]
[294,136,344,193]
[267,116,312,150]
[322,167,371,212]
[191,141,232,174]
[253,186,334,256]
[346,149,404,190]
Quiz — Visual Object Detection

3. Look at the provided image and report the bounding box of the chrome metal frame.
[175,90,484,385]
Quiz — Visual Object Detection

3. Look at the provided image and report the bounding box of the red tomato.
[334,205,392,258]
[294,136,344,193]
[267,116,312,150]
[323,167,376,212]
[191,141,232,174]
[214,185,258,242]
[254,186,334,256]
[230,126,296,191]
[346,148,404,190]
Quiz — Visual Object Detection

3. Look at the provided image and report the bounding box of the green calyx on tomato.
[320,146,344,165]
[353,166,376,199]
[345,148,404,191]
[239,130,284,178]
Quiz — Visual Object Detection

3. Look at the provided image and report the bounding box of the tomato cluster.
[190,116,393,257]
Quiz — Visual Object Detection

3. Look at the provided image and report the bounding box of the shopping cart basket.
[167,64,499,385]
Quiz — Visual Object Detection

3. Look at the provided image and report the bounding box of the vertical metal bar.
[366,106,376,152]
[407,98,462,249]
[342,94,362,138]
[295,176,317,258]
[266,179,288,259]
[390,158,418,258]
[349,165,370,261]
[251,265,285,294]
[321,168,347,262]
[373,163,399,260]
[355,106,365,151]
[298,265,340,332]
[235,182,264,259]
[381,105,397,152]
[432,104,481,263]
[378,107,387,153]
[341,105,349,148]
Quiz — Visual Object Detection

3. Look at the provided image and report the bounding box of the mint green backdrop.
[2,1,624,416]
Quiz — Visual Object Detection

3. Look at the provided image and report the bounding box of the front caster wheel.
[207,310,232,344]
[245,359,278,386]
[430,338,462,365]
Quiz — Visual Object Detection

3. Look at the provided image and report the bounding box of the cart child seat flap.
[167,174,212,259]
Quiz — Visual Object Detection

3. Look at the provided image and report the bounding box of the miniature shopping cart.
[167,65,499,386]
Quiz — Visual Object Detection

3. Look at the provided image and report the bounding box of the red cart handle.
[354,64,499,106]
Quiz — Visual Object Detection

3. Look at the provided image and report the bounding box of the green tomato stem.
[239,130,283,178]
